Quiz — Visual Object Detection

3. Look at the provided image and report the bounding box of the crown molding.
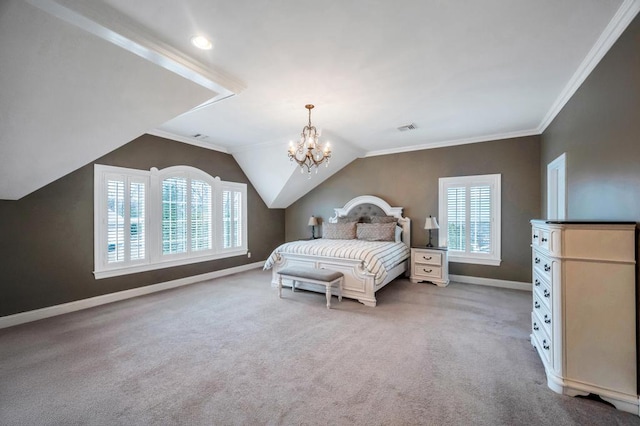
[537,0,640,132]
[26,0,246,100]
[364,128,540,157]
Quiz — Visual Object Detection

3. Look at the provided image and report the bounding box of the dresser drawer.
[412,263,442,280]
[533,251,553,283]
[532,290,551,320]
[532,313,553,366]
[533,301,552,338]
[533,272,552,311]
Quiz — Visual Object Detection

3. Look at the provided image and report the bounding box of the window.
[94,165,247,279]
[438,174,501,266]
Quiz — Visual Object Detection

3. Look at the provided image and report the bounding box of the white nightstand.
[410,247,449,287]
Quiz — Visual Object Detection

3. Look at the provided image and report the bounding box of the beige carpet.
[1,269,639,425]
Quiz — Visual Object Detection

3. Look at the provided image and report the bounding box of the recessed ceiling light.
[190,35,213,50]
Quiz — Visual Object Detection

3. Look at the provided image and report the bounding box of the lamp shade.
[424,216,439,230]
[308,216,318,226]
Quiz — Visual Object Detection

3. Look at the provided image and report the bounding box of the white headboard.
[328,195,411,248]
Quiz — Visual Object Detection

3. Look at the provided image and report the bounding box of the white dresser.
[530,220,638,414]
[410,247,449,287]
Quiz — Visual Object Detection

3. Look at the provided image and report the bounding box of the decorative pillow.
[371,215,397,224]
[323,222,357,239]
[356,223,396,241]
[336,216,353,224]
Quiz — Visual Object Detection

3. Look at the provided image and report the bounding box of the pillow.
[336,216,353,224]
[370,215,398,224]
[323,222,357,239]
[356,223,396,241]
[395,225,403,243]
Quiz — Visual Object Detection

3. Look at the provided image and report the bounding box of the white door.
[547,153,566,220]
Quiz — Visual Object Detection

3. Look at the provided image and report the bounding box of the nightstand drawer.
[414,251,442,266]
[412,264,442,279]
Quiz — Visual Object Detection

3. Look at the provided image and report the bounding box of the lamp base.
[426,230,434,248]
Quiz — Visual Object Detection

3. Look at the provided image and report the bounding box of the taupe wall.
[286,136,541,283]
[0,134,285,317]
[541,13,640,220]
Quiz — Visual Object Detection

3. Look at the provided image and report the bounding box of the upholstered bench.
[277,267,344,309]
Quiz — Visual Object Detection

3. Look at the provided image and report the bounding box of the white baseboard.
[0,261,265,329]
[450,274,532,292]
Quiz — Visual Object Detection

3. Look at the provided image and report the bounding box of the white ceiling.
[2,0,639,206]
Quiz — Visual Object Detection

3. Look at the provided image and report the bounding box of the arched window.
[94,165,247,279]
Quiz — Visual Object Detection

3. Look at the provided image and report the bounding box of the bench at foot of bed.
[277,267,344,309]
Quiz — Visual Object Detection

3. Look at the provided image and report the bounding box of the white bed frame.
[270,195,411,307]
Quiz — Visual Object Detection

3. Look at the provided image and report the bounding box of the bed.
[264,195,411,306]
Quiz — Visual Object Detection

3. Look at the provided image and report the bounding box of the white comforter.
[263,239,410,284]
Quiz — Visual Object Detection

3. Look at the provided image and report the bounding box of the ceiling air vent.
[397,123,417,132]
[192,133,209,140]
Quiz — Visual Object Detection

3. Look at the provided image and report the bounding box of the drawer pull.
[422,269,433,273]
[543,289,550,298]
[534,279,540,287]
[541,237,548,242]
[533,322,539,331]
[534,301,540,309]
[542,340,550,350]
[544,314,551,324]
[535,257,540,264]
[544,264,551,272]
[422,256,433,261]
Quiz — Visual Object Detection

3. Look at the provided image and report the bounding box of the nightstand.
[410,247,449,287]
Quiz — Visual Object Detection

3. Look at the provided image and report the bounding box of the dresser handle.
[534,301,540,309]
[544,265,550,272]
[544,315,551,324]
[541,237,548,242]
[543,289,550,298]
[422,256,432,261]
[423,269,432,273]
[534,279,540,287]
[542,340,550,350]
[535,258,540,264]
[533,322,539,331]
[533,235,539,239]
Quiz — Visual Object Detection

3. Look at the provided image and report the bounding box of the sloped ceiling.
[1,0,639,207]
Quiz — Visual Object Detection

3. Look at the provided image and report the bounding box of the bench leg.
[291,280,296,292]
[338,278,343,302]
[326,284,331,309]
[278,275,283,298]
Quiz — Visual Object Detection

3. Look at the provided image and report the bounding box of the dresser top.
[532,219,636,225]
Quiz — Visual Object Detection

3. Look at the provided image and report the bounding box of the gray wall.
[286,136,541,283]
[541,13,640,220]
[0,134,285,317]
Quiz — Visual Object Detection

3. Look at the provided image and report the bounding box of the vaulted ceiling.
[2,0,639,207]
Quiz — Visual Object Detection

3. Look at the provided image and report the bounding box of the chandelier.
[288,104,331,176]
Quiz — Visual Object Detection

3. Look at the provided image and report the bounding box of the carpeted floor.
[1,269,639,425]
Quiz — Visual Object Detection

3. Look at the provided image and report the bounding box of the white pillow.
[395,225,403,243]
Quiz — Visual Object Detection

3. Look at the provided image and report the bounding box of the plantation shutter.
[162,177,188,255]
[107,178,125,263]
[447,186,466,252]
[129,181,146,260]
[222,188,243,250]
[191,179,212,251]
[469,185,491,254]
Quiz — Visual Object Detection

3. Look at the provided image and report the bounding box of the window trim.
[94,164,247,279]
[438,173,501,266]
